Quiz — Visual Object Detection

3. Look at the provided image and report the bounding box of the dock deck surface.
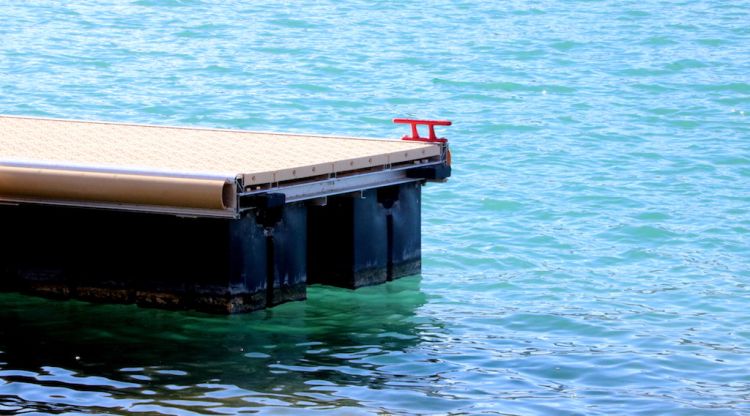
[0,116,442,216]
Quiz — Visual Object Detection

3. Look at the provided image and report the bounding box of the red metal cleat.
[393,118,452,143]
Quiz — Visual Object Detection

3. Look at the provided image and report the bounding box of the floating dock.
[0,115,451,313]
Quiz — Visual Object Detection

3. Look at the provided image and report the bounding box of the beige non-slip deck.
[0,115,442,216]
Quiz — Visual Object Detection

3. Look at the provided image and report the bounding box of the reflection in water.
[0,277,448,414]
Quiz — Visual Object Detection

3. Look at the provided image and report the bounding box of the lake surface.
[1,0,749,414]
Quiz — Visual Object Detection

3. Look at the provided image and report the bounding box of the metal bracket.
[239,192,286,211]
[406,163,451,181]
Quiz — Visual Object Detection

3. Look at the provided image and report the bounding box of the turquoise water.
[1,0,749,414]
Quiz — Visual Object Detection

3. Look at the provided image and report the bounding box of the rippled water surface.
[1,0,750,414]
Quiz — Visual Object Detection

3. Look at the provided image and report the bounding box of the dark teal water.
[1,1,749,414]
